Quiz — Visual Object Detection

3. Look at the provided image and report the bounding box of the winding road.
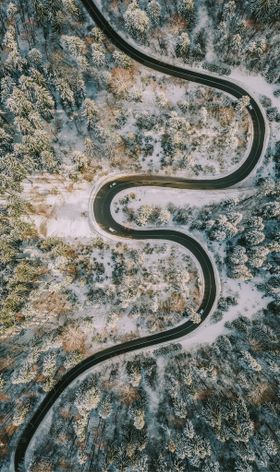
[13,1,268,470]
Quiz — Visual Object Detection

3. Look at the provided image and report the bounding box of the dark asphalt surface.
[14,1,267,469]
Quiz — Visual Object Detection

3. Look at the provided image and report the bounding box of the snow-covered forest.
[99,0,280,84]
[23,317,280,471]
[0,0,279,471]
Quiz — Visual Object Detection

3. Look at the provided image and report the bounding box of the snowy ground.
[23,176,93,240]
[181,278,271,350]
[112,186,255,228]
[230,68,280,109]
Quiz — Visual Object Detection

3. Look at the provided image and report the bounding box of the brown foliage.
[118,385,139,406]
[217,107,235,126]
[170,292,187,313]
[0,393,9,402]
[30,203,56,218]
[195,388,214,401]
[110,142,130,168]
[39,219,48,237]
[30,462,53,472]
[248,382,277,405]
[168,14,188,32]
[62,326,86,353]
[109,67,136,97]
[110,0,130,12]
[0,354,15,372]
[160,292,186,314]
[31,291,72,317]
[3,423,17,437]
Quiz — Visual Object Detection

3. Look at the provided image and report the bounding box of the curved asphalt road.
[14,1,267,470]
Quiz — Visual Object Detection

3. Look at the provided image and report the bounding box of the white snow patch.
[192,5,216,63]
[118,312,138,334]
[230,68,280,109]
[23,178,94,240]
[163,83,187,105]
[180,279,270,351]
